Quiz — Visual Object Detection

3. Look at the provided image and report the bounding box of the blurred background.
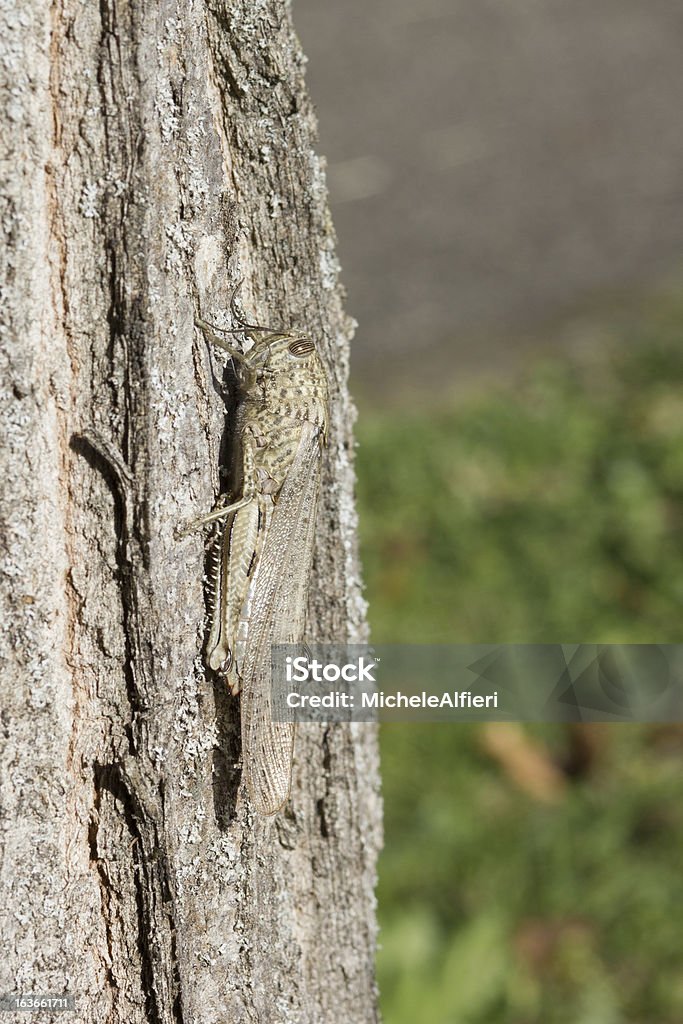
[296,2,683,1021]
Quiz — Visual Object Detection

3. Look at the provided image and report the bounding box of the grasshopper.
[184,298,329,815]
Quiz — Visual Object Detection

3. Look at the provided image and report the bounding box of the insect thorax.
[244,342,328,490]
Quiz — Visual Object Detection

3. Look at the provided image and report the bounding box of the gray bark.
[0,1,381,1022]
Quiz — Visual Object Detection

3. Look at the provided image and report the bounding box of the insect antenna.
[229,278,285,335]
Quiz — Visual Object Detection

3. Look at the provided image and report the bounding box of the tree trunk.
[0,1,381,1021]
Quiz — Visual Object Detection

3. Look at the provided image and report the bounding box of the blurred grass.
[355,293,683,1023]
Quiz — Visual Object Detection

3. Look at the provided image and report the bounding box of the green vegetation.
[355,297,683,1023]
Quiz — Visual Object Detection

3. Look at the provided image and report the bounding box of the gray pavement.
[295,0,683,395]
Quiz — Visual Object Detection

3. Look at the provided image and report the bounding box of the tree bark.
[0,1,381,1021]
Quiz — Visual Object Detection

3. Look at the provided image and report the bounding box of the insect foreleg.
[194,318,251,367]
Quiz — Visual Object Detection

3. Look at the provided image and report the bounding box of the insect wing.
[240,422,323,815]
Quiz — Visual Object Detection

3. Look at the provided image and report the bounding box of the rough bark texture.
[0,1,381,1022]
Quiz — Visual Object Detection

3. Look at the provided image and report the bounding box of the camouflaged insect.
[185,310,329,815]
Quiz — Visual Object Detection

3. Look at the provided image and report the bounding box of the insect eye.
[288,338,315,357]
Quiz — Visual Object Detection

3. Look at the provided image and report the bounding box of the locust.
[183,297,329,815]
